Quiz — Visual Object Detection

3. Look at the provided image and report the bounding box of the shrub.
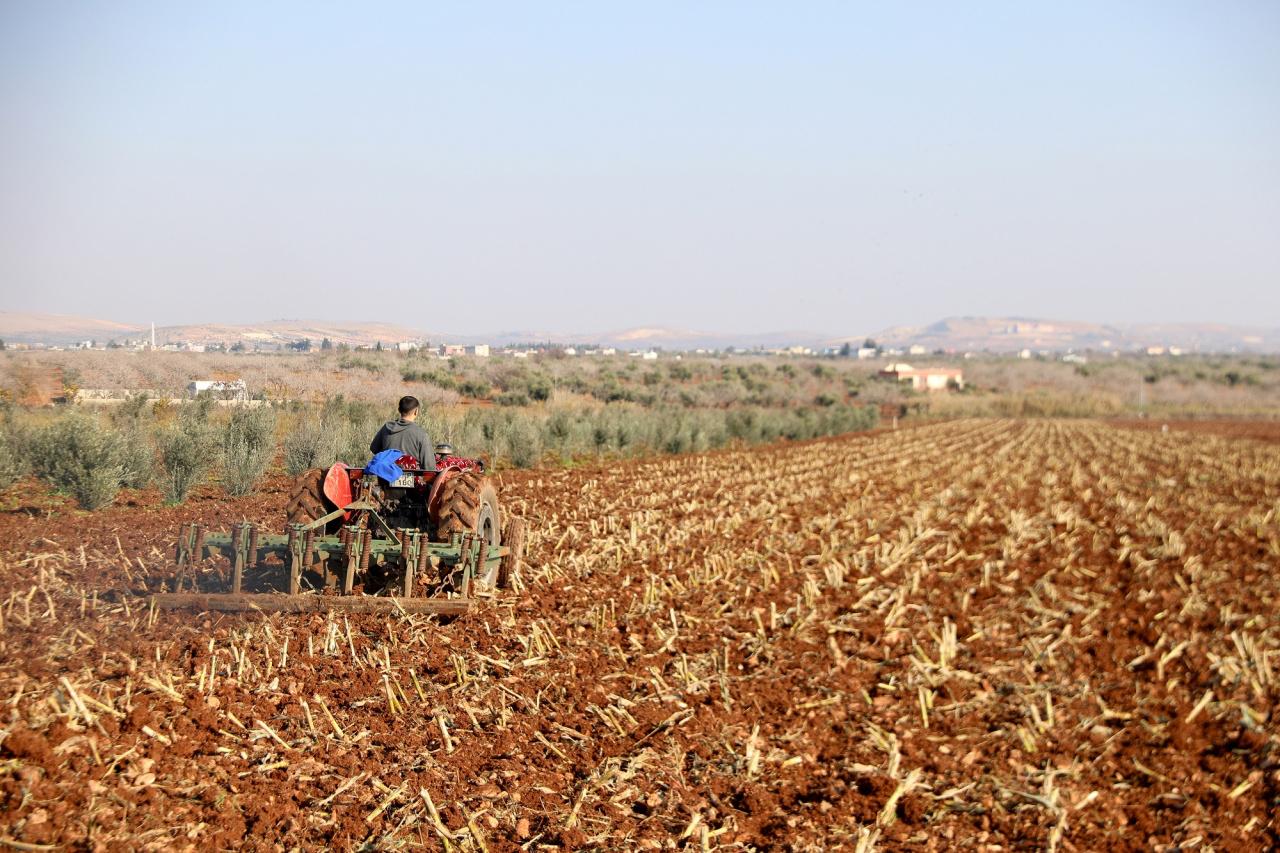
[281,398,382,472]
[31,414,128,510]
[109,396,157,489]
[668,364,693,382]
[505,415,544,469]
[458,379,491,399]
[592,376,631,403]
[222,406,278,496]
[592,422,611,454]
[545,409,575,454]
[401,367,456,389]
[333,414,384,467]
[527,373,553,402]
[185,395,217,423]
[323,396,383,466]
[118,428,156,489]
[0,423,26,490]
[114,392,152,424]
[496,392,530,407]
[498,369,553,403]
[284,417,337,475]
[159,413,220,504]
[338,355,384,374]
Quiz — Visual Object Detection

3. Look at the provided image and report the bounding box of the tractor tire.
[434,470,502,584]
[497,517,525,590]
[284,468,333,532]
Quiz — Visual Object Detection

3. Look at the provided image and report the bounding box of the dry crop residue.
[0,420,1277,850]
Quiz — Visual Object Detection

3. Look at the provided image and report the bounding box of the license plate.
[390,474,415,488]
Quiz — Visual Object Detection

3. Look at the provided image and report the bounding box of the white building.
[465,344,490,357]
[878,363,963,392]
[187,379,248,400]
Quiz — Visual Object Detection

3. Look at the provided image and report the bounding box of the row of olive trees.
[280,400,880,474]
[0,397,878,510]
[0,400,278,510]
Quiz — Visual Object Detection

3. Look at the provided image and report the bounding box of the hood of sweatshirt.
[382,418,415,433]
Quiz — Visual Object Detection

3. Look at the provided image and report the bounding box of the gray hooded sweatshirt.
[369,418,435,470]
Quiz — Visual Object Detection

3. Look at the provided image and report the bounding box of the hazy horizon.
[2,2,1278,335]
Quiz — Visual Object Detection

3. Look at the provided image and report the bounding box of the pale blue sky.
[1,2,1277,335]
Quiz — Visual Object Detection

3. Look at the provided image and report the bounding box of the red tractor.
[283,444,517,589]
[159,444,522,614]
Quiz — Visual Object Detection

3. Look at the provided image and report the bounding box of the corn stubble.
[0,420,1277,850]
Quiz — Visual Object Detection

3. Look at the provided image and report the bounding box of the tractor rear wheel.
[285,468,333,531]
[434,470,501,545]
[497,517,525,589]
[434,470,502,584]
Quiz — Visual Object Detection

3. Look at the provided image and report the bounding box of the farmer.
[370,395,436,470]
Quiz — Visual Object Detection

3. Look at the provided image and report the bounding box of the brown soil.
[0,420,1276,850]
[1111,417,1280,443]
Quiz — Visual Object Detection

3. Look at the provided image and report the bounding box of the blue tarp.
[366,449,405,483]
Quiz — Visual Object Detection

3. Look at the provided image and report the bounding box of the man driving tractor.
[370,395,436,470]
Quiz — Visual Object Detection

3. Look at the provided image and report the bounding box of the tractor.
[153,444,524,615]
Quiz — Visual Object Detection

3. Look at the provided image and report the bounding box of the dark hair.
[398,395,420,416]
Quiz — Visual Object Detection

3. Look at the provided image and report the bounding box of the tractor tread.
[497,517,525,589]
[432,470,500,550]
[285,468,331,532]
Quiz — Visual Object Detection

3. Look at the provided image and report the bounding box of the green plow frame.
[151,503,507,614]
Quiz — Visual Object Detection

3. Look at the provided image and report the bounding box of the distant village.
[1,320,1234,409]
[0,331,1196,364]
[2,322,1208,379]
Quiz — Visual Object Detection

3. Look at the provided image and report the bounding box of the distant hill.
[153,319,427,349]
[0,312,428,348]
[2,310,1277,353]
[849,317,1280,354]
[496,327,823,350]
[0,311,141,345]
[0,311,822,350]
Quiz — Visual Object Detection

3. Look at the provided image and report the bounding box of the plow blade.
[150,592,473,615]
[174,520,508,597]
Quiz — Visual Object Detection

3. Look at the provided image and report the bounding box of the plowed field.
[1,420,1277,851]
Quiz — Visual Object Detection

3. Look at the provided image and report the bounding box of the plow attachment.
[147,593,471,615]
[150,514,520,616]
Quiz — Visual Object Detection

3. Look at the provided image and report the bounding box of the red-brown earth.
[0,420,1277,850]
[1111,417,1280,444]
